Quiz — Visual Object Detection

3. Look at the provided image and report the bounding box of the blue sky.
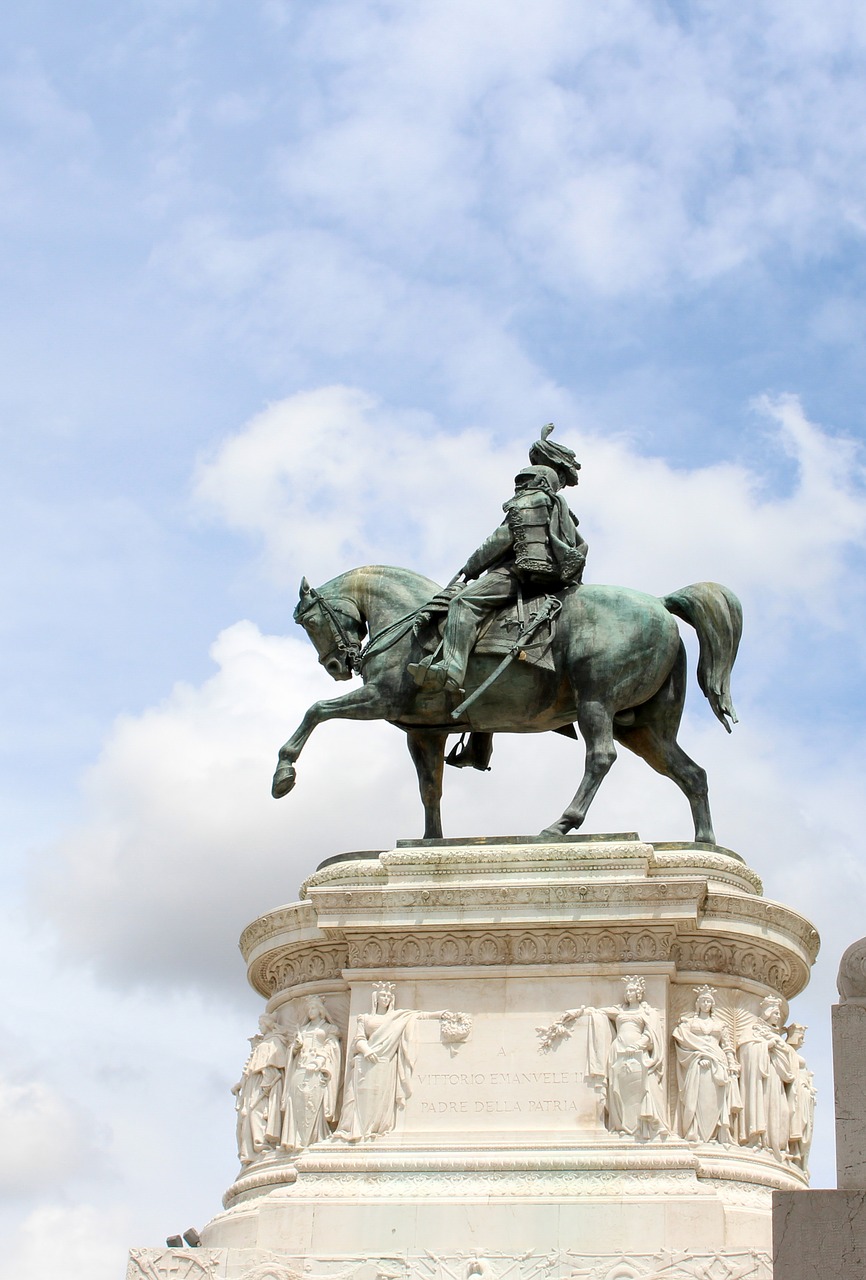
[3,3,866,1274]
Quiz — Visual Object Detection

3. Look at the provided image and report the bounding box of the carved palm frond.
[714,996,755,1049]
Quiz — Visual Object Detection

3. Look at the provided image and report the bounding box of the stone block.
[774,1189,866,1278]
[833,1001,866,1188]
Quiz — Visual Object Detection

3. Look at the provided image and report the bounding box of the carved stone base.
[128,835,819,1277]
[128,1245,774,1280]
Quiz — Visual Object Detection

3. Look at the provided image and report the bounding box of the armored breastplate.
[503,488,557,579]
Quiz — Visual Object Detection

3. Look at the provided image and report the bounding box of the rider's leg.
[420,571,517,692]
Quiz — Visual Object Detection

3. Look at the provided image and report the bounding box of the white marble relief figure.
[737,995,795,1159]
[785,1022,816,1171]
[563,975,669,1138]
[334,983,466,1142]
[232,1014,288,1165]
[672,986,741,1144]
[280,995,342,1151]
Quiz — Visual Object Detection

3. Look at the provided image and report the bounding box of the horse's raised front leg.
[405,729,448,839]
[539,700,617,839]
[272,685,389,799]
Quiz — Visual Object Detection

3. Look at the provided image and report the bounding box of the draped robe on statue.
[281,1015,342,1150]
[787,1047,816,1166]
[673,1013,741,1143]
[738,1022,795,1158]
[234,1029,288,1164]
[583,1004,667,1138]
[336,1009,421,1141]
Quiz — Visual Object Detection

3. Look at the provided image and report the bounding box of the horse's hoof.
[538,826,568,842]
[272,761,297,798]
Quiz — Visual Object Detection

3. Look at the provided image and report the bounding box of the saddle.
[415,588,560,673]
[473,592,558,671]
[413,587,573,773]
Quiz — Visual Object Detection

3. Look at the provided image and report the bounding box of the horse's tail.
[663,582,742,733]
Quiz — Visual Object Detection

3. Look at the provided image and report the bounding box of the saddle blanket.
[473,594,558,671]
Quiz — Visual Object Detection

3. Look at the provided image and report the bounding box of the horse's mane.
[317,565,441,611]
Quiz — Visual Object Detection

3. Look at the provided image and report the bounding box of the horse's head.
[294,576,365,681]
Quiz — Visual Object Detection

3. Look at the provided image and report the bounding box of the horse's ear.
[299,576,312,600]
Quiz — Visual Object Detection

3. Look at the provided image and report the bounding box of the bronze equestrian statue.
[272,427,741,843]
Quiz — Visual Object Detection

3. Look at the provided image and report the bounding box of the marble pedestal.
[128,835,819,1280]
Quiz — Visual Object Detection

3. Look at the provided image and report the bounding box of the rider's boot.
[413,602,476,694]
[407,654,438,685]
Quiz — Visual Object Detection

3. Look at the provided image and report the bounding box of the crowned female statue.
[672,986,741,1144]
[563,976,669,1139]
[334,983,446,1142]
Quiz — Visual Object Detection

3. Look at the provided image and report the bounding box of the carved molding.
[311,880,705,918]
[669,936,803,998]
[249,943,348,997]
[380,841,653,869]
[701,894,820,961]
[223,1162,298,1207]
[559,1252,771,1280]
[293,1168,701,1197]
[300,859,386,899]
[247,930,806,998]
[295,1143,700,1175]
[239,904,319,959]
[127,1248,772,1280]
[344,927,676,970]
[650,850,763,893]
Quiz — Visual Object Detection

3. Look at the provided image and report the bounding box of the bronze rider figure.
[408,425,587,695]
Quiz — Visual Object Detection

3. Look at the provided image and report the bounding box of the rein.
[297,587,364,671]
[298,586,418,675]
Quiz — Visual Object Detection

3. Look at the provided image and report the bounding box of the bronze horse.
[272,565,741,842]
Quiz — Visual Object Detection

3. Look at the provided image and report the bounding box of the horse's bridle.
[296,586,365,673]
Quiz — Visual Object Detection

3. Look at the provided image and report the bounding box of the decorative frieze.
[342,926,677,971]
[669,935,802,997]
[249,943,348,997]
[128,1247,772,1280]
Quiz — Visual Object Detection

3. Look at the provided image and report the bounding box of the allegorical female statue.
[334,983,465,1142]
[785,1022,816,1170]
[562,975,668,1138]
[232,1014,288,1166]
[672,986,741,1144]
[280,995,342,1152]
[737,995,796,1158]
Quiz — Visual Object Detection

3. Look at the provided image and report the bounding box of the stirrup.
[408,656,437,687]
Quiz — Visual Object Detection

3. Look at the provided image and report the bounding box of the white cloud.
[0,1204,132,1280]
[192,385,510,584]
[254,1,866,297]
[0,1078,97,1196]
[578,393,866,614]
[37,617,440,988]
[194,386,866,621]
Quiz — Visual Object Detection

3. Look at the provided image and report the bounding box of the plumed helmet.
[529,423,581,487]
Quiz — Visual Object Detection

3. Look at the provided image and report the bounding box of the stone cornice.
[242,837,815,1000]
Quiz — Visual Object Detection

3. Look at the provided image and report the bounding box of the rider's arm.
[462,523,512,579]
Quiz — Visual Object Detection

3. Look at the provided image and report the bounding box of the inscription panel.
[355,974,669,1138]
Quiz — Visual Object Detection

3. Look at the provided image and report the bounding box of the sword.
[451,595,562,720]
